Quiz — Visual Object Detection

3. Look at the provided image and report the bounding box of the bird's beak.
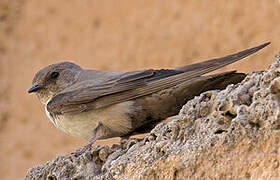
[28,84,43,93]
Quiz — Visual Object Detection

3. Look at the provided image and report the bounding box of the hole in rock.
[224,111,236,119]
[48,175,57,180]
[214,129,227,134]
[249,122,260,129]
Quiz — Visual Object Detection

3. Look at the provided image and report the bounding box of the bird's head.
[28,62,82,104]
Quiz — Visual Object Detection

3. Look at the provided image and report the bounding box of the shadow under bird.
[28,42,270,156]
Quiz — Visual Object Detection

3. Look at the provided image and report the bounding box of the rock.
[24,53,280,180]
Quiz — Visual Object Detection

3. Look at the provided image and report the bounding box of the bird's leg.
[72,122,107,157]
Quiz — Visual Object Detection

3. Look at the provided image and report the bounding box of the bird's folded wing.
[47,68,184,114]
[175,42,270,72]
[47,42,270,115]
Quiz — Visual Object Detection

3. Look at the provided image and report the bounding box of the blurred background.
[0,0,279,179]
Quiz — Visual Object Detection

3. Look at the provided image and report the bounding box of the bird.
[28,42,270,156]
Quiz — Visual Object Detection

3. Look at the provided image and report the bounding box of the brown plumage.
[28,42,270,156]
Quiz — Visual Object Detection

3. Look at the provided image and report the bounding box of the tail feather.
[175,42,270,73]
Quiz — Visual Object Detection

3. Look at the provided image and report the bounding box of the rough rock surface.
[25,54,280,180]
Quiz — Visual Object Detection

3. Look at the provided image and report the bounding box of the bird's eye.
[50,72,59,79]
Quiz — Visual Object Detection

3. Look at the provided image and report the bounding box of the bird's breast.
[44,101,135,140]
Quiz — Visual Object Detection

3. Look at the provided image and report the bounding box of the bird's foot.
[72,136,97,157]
[71,143,92,157]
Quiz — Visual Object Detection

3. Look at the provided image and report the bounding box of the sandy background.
[0,1,280,179]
